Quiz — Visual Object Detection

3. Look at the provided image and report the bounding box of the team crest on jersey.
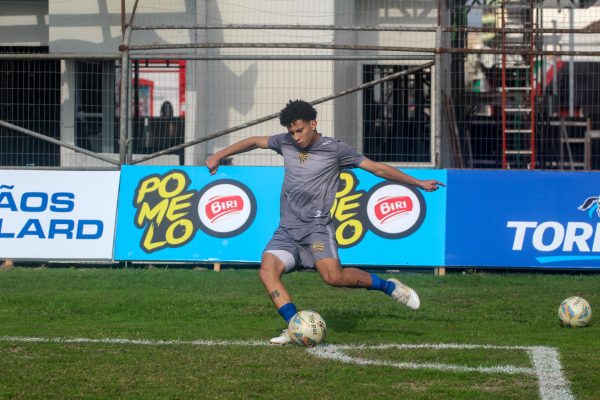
[298,152,309,164]
[311,241,325,253]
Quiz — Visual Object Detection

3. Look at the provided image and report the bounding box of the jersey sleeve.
[337,140,366,169]
[268,133,286,155]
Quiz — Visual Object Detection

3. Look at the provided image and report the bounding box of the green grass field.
[0,267,598,399]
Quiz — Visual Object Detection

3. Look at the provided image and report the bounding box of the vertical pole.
[552,20,558,114]
[529,0,536,169]
[435,25,442,168]
[501,4,507,169]
[118,0,138,165]
[119,32,130,165]
[121,0,126,38]
[568,7,575,117]
[126,58,133,164]
[119,0,128,165]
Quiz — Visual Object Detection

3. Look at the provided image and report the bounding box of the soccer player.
[206,100,445,344]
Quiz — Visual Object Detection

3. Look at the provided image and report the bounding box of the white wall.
[196,0,337,166]
[355,0,437,54]
[0,0,48,46]
[542,5,600,56]
[48,0,195,54]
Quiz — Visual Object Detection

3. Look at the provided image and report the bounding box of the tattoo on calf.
[270,290,280,299]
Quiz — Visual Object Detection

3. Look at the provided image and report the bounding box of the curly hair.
[279,100,317,127]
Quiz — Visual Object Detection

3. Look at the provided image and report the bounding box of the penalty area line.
[0,336,573,400]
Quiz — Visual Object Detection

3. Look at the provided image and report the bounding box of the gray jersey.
[268,132,366,228]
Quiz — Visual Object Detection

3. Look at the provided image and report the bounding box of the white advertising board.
[0,170,120,261]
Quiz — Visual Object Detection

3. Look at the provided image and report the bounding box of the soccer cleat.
[388,278,420,310]
[269,329,294,345]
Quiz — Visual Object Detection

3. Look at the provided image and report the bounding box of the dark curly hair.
[279,100,317,127]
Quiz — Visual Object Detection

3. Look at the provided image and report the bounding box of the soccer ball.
[558,296,592,328]
[288,310,327,347]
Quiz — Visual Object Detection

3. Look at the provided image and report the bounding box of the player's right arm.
[205,136,270,175]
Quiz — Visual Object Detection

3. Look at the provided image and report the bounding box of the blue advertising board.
[446,170,600,269]
[115,165,446,266]
[115,166,281,262]
[331,168,446,266]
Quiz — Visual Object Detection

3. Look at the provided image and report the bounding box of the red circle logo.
[197,180,256,238]
[365,182,425,238]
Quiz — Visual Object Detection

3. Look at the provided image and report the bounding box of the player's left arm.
[358,158,445,192]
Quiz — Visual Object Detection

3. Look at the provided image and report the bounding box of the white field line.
[528,346,575,400]
[0,336,573,400]
[0,336,269,347]
[307,344,533,375]
[309,343,574,400]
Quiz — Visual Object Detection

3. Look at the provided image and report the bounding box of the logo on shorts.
[197,180,257,238]
[298,152,309,164]
[311,241,325,253]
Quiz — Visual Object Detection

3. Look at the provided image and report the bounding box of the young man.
[206,100,444,344]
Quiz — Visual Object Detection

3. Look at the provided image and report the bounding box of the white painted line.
[307,344,534,375]
[0,336,573,400]
[308,343,574,400]
[330,343,534,350]
[528,346,575,400]
[0,336,269,347]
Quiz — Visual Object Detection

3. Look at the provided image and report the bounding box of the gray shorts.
[263,223,339,272]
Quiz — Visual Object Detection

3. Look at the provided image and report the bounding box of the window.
[130,60,186,164]
[363,65,431,163]
[75,60,117,153]
[0,47,60,166]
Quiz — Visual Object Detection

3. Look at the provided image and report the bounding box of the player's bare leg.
[259,252,296,344]
[258,252,291,308]
[314,257,372,288]
[315,258,420,310]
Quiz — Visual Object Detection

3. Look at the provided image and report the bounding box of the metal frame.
[130,61,435,165]
[2,0,600,170]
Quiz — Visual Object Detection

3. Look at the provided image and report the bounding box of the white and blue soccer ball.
[558,296,592,328]
[288,310,327,347]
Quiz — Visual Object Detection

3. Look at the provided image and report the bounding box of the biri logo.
[373,195,413,224]
[197,180,256,238]
[205,195,245,223]
[365,182,425,239]
[331,170,427,247]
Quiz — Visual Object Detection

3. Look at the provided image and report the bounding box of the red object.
[374,196,413,223]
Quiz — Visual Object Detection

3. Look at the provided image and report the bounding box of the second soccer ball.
[288,310,327,347]
[558,296,592,328]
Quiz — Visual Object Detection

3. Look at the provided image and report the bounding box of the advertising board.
[0,170,120,260]
[446,170,600,269]
[115,166,446,266]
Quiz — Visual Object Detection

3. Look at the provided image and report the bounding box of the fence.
[2,0,600,170]
[443,0,600,170]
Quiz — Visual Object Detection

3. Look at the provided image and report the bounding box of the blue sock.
[368,273,396,296]
[278,303,298,324]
